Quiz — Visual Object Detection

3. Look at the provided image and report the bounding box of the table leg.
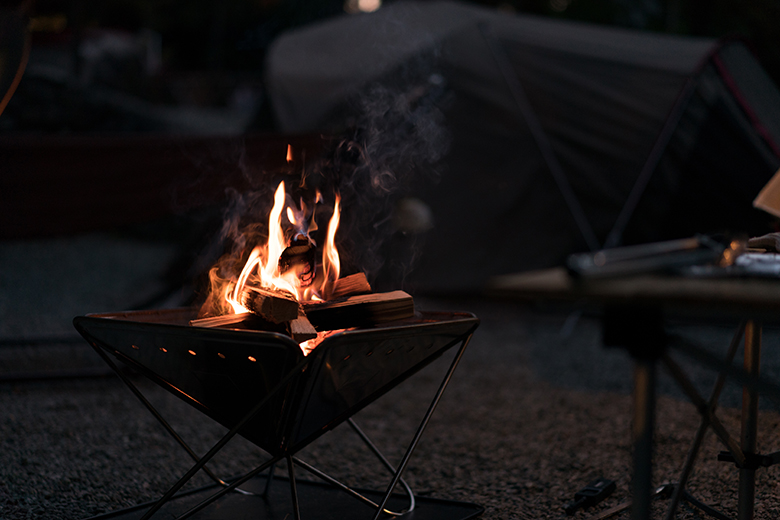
[632,357,656,520]
[739,320,761,520]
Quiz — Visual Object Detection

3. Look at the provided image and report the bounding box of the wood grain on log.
[330,272,372,299]
[303,290,413,330]
[288,310,318,342]
[189,312,253,328]
[241,285,299,323]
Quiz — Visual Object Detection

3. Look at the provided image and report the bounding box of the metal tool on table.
[566,235,728,279]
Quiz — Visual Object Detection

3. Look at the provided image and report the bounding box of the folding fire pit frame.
[74,308,480,520]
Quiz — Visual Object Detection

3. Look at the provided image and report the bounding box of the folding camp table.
[74,309,481,520]
[488,267,780,520]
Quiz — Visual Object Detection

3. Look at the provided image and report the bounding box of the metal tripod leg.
[288,455,301,520]
[186,328,474,520]
[663,320,744,520]
[88,340,255,495]
[290,419,415,516]
[371,331,475,520]
[739,321,761,520]
[136,356,312,520]
[631,357,656,520]
[175,455,283,520]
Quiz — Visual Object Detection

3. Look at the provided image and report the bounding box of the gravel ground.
[3,235,780,519]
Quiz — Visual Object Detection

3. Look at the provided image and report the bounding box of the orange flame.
[286,144,293,163]
[322,194,341,291]
[218,180,342,320]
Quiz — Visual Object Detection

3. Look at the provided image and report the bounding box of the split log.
[288,310,318,342]
[330,272,372,299]
[190,311,289,335]
[241,285,299,324]
[303,290,414,330]
[190,312,253,328]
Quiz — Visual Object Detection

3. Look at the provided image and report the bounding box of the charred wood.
[279,235,316,287]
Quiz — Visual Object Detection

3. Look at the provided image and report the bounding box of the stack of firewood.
[190,273,414,341]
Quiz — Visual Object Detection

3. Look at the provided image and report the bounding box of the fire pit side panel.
[289,313,479,451]
[74,313,305,452]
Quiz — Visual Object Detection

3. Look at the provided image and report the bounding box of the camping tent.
[265,0,780,293]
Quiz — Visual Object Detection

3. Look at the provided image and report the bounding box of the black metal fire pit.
[74,308,480,520]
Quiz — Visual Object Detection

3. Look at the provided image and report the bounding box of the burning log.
[329,272,372,299]
[303,290,414,330]
[240,285,300,324]
[288,309,318,342]
[190,312,254,328]
[278,234,316,287]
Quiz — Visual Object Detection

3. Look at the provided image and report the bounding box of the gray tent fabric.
[265,0,780,293]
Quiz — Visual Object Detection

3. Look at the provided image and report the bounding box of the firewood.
[302,290,414,330]
[288,309,318,342]
[241,285,300,324]
[190,312,253,328]
[279,235,316,287]
[330,272,372,299]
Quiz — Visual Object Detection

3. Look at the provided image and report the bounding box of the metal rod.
[348,418,415,512]
[739,320,761,520]
[88,341,233,488]
[479,23,600,251]
[668,335,780,406]
[662,353,745,466]
[175,456,282,520]
[681,489,734,520]
[139,356,312,520]
[293,456,410,516]
[371,331,475,520]
[664,320,745,520]
[262,462,276,497]
[603,69,700,249]
[631,357,656,520]
[287,455,301,520]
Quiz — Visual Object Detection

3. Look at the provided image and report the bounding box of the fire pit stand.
[74,308,481,520]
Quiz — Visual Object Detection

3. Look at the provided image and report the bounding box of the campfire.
[190,148,414,356]
[72,144,480,519]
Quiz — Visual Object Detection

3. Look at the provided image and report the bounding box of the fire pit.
[72,142,482,519]
[74,308,480,520]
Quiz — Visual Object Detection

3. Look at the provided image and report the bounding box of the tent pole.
[602,64,701,249]
[479,23,600,252]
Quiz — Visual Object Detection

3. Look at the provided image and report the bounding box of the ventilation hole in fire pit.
[159,348,167,353]
[386,349,394,355]
[188,350,196,356]
[218,353,225,359]
[343,355,351,361]
[366,351,373,357]
[248,356,257,363]
[131,345,139,350]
